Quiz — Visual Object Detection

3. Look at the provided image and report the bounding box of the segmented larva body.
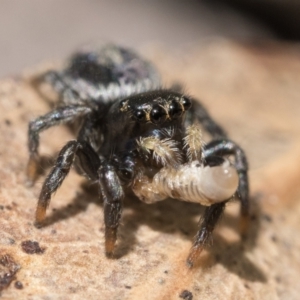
[133,160,239,206]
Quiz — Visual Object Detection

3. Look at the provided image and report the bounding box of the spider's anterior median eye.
[118,168,134,183]
[133,109,147,122]
[181,97,192,111]
[169,100,183,119]
[119,168,134,181]
[150,105,167,124]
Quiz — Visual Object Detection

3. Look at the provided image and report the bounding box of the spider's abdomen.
[45,45,161,104]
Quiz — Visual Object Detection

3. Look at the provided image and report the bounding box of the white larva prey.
[133,160,239,206]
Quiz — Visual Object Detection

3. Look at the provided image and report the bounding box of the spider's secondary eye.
[169,100,183,119]
[119,99,129,111]
[150,105,167,124]
[133,109,147,122]
[181,97,192,111]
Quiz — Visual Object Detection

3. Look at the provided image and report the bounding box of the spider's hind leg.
[42,70,85,105]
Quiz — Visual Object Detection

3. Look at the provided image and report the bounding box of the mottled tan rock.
[1,39,300,299]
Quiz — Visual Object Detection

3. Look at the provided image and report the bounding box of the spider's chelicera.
[27,45,249,267]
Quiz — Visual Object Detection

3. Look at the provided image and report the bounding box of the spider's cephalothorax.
[27,45,249,268]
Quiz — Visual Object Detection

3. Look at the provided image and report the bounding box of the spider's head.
[119,90,192,126]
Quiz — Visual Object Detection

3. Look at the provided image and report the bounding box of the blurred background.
[1,0,299,77]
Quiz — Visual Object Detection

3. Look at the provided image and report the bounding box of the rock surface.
[0,39,300,299]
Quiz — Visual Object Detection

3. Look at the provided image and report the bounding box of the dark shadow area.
[209,0,300,40]
[208,235,267,282]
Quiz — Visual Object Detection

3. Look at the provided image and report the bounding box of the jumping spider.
[27,44,249,267]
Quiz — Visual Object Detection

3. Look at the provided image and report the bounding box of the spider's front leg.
[98,163,124,256]
[27,105,92,185]
[35,139,100,226]
[187,138,249,268]
[35,147,123,258]
[203,139,249,232]
[187,202,226,268]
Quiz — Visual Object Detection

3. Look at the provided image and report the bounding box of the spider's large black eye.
[169,100,183,119]
[119,168,134,181]
[181,97,192,111]
[150,105,167,124]
[133,109,147,122]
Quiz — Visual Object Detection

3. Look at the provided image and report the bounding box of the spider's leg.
[203,139,249,233]
[187,202,226,268]
[98,163,124,257]
[188,100,227,138]
[35,139,100,226]
[77,113,103,152]
[35,141,78,225]
[27,105,92,184]
[186,139,248,267]
[41,70,86,105]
